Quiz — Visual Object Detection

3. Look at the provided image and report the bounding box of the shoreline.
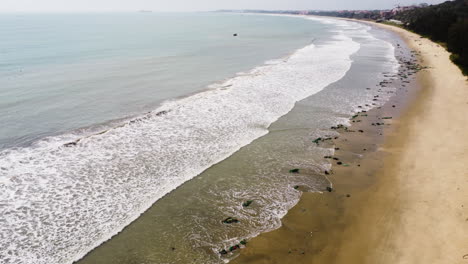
[72,17,395,263]
[72,16,372,264]
[232,20,468,264]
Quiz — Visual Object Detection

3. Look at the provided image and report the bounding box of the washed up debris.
[242,200,253,207]
[312,137,333,144]
[337,161,343,165]
[219,240,248,255]
[222,217,239,224]
[346,194,351,197]
[229,245,240,252]
[63,141,78,147]
[289,169,300,173]
[382,117,393,119]
[294,185,300,190]
[326,186,333,192]
[324,156,333,159]
[155,110,169,116]
[324,170,330,175]
[352,114,359,119]
[332,157,339,161]
[358,130,364,133]
[233,33,238,37]
[331,124,346,130]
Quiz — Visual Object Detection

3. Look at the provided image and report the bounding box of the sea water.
[0,13,399,264]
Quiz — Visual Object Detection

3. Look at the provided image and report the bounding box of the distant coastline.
[217,0,468,75]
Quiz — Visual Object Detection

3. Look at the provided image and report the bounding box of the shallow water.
[75,19,400,264]
[0,14,399,264]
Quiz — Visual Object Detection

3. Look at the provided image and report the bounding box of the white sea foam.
[0,19,364,264]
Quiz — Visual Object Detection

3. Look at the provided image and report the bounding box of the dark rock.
[346,194,351,197]
[324,170,330,175]
[222,217,239,224]
[233,33,238,37]
[294,185,300,190]
[242,200,253,207]
[289,169,300,173]
[358,130,364,133]
[326,186,333,192]
[337,161,343,165]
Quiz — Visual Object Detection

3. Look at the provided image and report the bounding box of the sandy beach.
[232,20,468,264]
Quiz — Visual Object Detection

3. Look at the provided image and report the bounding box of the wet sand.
[232,21,468,264]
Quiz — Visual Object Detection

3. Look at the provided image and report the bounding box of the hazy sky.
[1,0,448,13]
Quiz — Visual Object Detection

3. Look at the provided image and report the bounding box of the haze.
[1,0,448,13]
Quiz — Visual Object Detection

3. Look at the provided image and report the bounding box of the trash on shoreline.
[289,168,300,173]
[229,245,240,252]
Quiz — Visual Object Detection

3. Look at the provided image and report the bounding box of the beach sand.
[232,21,468,264]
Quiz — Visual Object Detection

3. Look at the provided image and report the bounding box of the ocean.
[0,12,399,264]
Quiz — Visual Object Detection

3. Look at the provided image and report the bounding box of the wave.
[0,18,362,264]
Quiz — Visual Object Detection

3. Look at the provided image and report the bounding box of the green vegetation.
[394,0,468,75]
[230,0,468,74]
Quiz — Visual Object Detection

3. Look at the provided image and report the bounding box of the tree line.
[394,0,468,74]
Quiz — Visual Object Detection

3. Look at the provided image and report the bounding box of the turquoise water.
[0,12,327,148]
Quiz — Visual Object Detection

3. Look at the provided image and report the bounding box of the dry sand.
[232,21,468,264]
